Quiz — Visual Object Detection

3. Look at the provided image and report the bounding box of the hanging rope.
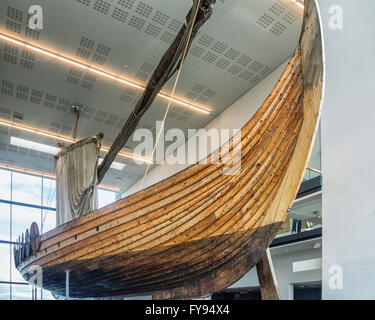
[72,106,81,140]
[41,151,67,231]
[139,0,202,190]
[42,0,216,227]
[97,0,216,184]
[41,110,82,230]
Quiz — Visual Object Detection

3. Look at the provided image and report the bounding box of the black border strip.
[271,227,322,247]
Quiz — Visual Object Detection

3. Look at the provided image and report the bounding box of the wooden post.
[65,269,70,299]
[256,248,280,300]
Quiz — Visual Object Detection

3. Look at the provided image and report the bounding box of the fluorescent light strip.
[99,145,151,164]
[98,158,125,171]
[296,2,304,9]
[11,136,127,171]
[0,32,211,115]
[0,163,120,192]
[290,0,304,8]
[11,136,60,154]
[0,119,153,164]
[0,119,72,143]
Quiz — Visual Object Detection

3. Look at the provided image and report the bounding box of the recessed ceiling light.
[290,0,304,8]
[296,2,304,9]
[11,136,126,170]
[10,136,60,155]
[0,32,211,115]
[0,162,120,192]
[1,119,152,164]
[313,243,321,249]
[98,158,125,171]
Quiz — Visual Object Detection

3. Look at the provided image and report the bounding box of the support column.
[65,269,70,299]
[256,248,280,300]
[317,0,375,299]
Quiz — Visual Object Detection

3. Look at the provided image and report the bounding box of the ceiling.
[289,192,322,224]
[0,0,303,192]
[271,237,322,256]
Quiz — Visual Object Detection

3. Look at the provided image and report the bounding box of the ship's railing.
[276,219,322,238]
[277,167,322,238]
[303,167,322,182]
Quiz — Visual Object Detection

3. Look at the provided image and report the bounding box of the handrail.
[306,167,322,174]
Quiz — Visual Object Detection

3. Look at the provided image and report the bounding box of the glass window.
[12,205,41,242]
[0,169,57,300]
[43,178,56,208]
[0,283,10,300]
[11,284,32,300]
[41,209,56,234]
[0,169,11,201]
[42,289,56,300]
[0,243,10,282]
[12,172,42,206]
[303,168,321,181]
[10,242,25,284]
[98,189,116,208]
[0,203,10,241]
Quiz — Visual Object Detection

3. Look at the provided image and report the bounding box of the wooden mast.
[97,0,216,184]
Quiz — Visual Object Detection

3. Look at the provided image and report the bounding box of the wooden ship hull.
[15,0,323,299]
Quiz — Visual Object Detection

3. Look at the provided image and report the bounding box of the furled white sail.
[55,135,102,226]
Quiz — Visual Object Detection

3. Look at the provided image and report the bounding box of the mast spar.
[97,0,216,184]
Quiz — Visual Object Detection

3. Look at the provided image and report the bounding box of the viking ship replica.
[14,0,323,299]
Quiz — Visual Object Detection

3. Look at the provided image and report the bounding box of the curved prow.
[153,0,324,299]
[15,0,323,300]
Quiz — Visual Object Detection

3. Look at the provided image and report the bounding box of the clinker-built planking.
[16,0,323,299]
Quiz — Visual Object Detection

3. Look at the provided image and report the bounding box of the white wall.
[123,59,289,197]
[317,0,375,299]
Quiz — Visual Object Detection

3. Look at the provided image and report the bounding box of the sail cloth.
[55,135,102,226]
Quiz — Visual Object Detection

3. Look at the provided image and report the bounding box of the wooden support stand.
[256,248,280,300]
[65,269,70,300]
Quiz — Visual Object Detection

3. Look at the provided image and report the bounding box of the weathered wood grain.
[256,249,280,300]
[16,0,323,299]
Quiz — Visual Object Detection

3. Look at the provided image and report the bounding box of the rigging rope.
[41,150,67,231]
[139,0,202,191]
[41,111,81,230]
[97,0,214,184]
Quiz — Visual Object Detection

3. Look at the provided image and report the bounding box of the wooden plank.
[21,59,302,274]
[18,62,302,276]
[35,51,302,248]
[25,67,302,280]
[19,55,306,298]
[16,0,324,297]
[30,102,306,296]
[256,249,280,300]
[49,113,302,295]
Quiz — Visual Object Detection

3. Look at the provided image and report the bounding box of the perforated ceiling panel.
[0,0,303,192]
